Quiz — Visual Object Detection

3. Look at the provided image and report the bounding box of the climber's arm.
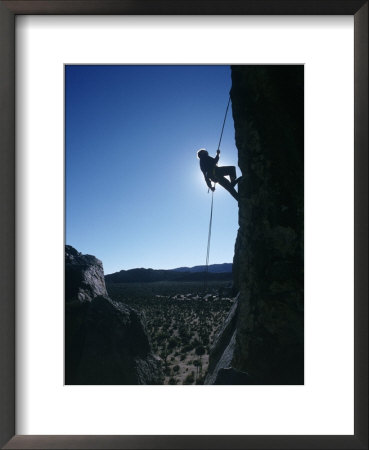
[203,172,213,190]
[214,150,220,164]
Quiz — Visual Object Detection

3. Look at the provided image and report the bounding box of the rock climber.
[197,148,240,201]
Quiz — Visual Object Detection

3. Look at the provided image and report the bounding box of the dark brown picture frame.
[0,1,367,449]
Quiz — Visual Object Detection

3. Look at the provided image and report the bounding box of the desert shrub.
[168,378,178,385]
[173,365,180,372]
[156,332,167,344]
[180,335,190,346]
[181,345,191,353]
[168,337,178,350]
[191,338,201,348]
[183,372,195,385]
[195,345,205,356]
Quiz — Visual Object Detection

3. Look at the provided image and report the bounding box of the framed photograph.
[0,1,367,449]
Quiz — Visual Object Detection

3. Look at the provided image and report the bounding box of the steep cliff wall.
[65,245,163,385]
[231,65,304,384]
[206,66,304,384]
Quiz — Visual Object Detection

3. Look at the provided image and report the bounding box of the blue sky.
[66,65,239,274]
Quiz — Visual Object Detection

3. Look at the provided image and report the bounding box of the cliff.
[65,245,163,385]
[206,66,304,384]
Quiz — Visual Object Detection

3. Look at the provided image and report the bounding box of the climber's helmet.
[197,149,208,159]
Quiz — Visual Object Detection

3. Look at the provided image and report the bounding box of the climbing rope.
[204,95,231,290]
[204,190,214,289]
[217,95,231,151]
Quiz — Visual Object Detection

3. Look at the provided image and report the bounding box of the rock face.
[65,245,108,302]
[205,296,239,384]
[206,66,304,384]
[65,245,163,385]
[205,294,252,384]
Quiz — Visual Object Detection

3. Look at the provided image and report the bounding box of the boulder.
[65,245,163,385]
[65,245,107,302]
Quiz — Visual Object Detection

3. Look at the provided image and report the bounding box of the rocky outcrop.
[65,245,108,302]
[206,295,238,382]
[65,246,163,385]
[206,66,304,385]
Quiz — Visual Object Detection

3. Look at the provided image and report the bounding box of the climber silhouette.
[197,148,240,201]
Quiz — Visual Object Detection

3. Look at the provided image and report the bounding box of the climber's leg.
[217,176,239,201]
[215,166,237,183]
[231,176,242,187]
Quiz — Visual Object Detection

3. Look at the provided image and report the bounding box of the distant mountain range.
[105,263,233,284]
[172,263,232,273]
